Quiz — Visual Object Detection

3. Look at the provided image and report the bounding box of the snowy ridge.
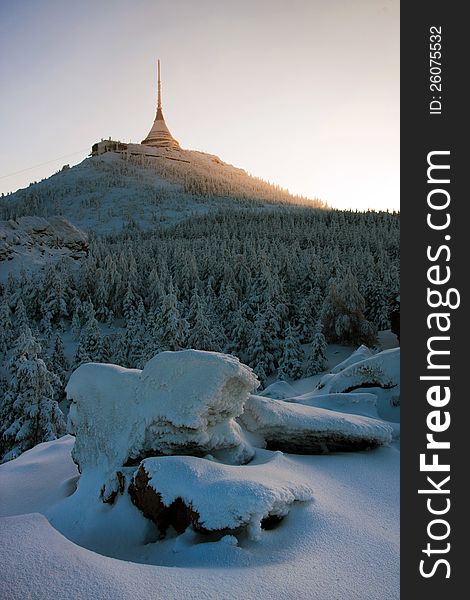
[0,150,323,234]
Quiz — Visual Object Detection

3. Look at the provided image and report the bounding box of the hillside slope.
[0,149,324,234]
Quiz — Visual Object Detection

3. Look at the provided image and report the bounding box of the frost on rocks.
[129,452,313,539]
[239,395,393,454]
[66,350,259,496]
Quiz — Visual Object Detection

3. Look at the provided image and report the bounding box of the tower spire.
[157,59,162,111]
[141,59,181,149]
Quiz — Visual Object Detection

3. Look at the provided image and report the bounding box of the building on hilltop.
[92,59,182,157]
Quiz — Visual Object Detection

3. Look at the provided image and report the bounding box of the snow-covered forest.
[0,198,399,463]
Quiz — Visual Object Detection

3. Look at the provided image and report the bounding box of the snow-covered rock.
[0,215,88,261]
[0,215,88,282]
[66,350,259,493]
[129,452,313,539]
[285,391,380,419]
[239,395,393,454]
[330,344,374,374]
[317,348,399,394]
[259,380,297,400]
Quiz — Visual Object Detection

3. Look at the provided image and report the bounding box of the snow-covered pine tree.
[147,267,165,311]
[123,281,140,322]
[14,298,30,334]
[364,274,391,332]
[247,311,277,385]
[40,313,53,342]
[50,334,69,402]
[306,320,328,376]
[70,300,82,340]
[155,287,189,351]
[40,265,70,327]
[298,284,322,343]
[0,294,13,357]
[116,297,148,368]
[187,288,222,351]
[74,304,103,366]
[94,267,112,322]
[321,269,377,346]
[226,303,253,364]
[278,324,304,381]
[0,327,65,462]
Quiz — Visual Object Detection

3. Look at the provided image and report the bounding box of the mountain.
[0,148,324,234]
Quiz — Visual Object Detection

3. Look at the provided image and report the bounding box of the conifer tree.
[155,288,189,351]
[14,298,29,334]
[187,289,222,351]
[74,305,103,366]
[278,325,304,380]
[50,334,69,402]
[71,301,82,340]
[321,269,377,346]
[0,327,65,462]
[117,297,148,367]
[306,320,328,376]
[247,312,277,385]
[0,295,13,357]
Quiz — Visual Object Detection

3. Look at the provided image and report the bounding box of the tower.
[141,60,181,149]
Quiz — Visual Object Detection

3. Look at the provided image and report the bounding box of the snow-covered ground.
[0,345,399,600]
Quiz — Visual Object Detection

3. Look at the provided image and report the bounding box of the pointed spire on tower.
[142,59,180,149]
[157,59,162,111]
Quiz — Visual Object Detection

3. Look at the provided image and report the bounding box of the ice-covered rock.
[239,395,393,454]
[316,348,399,394]
[129,452,313,539]
[66,350,259,492]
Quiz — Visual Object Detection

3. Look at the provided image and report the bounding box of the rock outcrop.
[0,216,88,261]
[66,350,259,499]
[129,453,314,539]
[239,394,392,454]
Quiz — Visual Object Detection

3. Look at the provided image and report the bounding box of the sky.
[0,0,399,211]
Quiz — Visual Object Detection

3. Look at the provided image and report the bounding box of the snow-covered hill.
[0,150,323,234]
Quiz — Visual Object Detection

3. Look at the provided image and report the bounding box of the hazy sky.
[0,0,399,211]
